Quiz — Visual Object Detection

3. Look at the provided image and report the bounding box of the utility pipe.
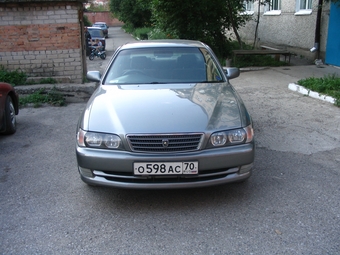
[310,0,323,59]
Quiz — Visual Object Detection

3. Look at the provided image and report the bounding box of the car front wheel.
[3,96,17,134]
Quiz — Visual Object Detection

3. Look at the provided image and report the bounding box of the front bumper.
[76,142,255,189]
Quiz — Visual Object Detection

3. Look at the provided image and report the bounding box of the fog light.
[211,132,227,146]
[78,166,93,177]
[239,163,253,174]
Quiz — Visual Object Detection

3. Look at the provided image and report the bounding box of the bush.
[133,27,152,40]
[83,15,92,27]
[148,28,178,40]
[0,66,27,86]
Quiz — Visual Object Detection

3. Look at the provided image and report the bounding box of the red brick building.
[0,0,87,84]
[85,11,124,27]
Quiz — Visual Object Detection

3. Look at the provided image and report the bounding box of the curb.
[288,83,336,104]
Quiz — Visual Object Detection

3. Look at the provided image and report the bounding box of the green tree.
[109,0,251,58]
[109,0,152,28]
[152,0,250,58]
[225,0,252,49]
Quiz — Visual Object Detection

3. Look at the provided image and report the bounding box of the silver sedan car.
[76,40,255,189]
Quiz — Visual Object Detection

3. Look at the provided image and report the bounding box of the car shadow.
[82,179,257,212]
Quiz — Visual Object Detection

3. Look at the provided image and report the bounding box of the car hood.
[81,83,246,134]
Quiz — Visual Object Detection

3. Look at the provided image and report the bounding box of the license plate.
[134,162,198,175]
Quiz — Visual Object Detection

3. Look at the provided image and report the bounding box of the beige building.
[237,0,335,63]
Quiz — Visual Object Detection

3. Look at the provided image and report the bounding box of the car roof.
[94,22,107,25]
[119,40,207,50]
[88,27,102,30]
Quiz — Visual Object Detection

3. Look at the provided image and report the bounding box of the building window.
[270,0,281,10]
[264,0,282,15]
[295,0,313,15]
[243,0,254,14]
[244,0,254,11]
[300,0,312,9]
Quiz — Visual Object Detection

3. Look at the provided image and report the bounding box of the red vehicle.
[0,82,19,135]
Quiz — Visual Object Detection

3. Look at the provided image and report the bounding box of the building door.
[325,3,340,67]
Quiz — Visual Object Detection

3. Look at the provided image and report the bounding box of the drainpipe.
[310,0,323,59]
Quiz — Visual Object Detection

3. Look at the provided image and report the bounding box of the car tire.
[3,96,17,135]
[100,53,106,60]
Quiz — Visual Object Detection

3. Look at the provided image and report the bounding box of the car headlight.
[209,124,254,147]
[77,129,122,149]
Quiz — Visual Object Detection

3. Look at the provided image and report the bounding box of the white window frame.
[243,0,254,15]
[295,0,313,15]
[264,0,282,15]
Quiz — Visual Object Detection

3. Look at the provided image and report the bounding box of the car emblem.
[162,139,169,148]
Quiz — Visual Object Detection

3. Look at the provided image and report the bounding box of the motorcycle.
[89,46,106,60]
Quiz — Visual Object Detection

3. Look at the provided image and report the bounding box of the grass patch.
[297,74,340,106]
[19,88,66,108]
[0,65,27,86]
[1,66,65,107]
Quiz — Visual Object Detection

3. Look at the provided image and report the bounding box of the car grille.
[127,133,203,153]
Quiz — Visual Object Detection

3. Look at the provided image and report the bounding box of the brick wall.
[0,1,85,84]
[85,11,124,27]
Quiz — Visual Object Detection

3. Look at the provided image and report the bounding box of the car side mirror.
[87,71,101,82]
[223,67,240,80]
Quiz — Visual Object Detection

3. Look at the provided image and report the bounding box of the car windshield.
[89,29,104,37]
[103,47,225,84]
[93,24,106,28]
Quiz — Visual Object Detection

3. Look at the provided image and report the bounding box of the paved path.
[86,27,137,73]
[2,27,340,255]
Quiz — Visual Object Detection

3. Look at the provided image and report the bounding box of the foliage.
[109,0,152,28]
[83,15,92,27]
[0,66,58,86]
[151,0,233,58]
[297,74,340,106]
[133,27,151,40]
[37,78,57,84]
[121,23,135,34]
[224,0,253,47]
[110,0,252,59]
[147,28,170,40]
[19,88,66,108]
[0,66,27,86]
